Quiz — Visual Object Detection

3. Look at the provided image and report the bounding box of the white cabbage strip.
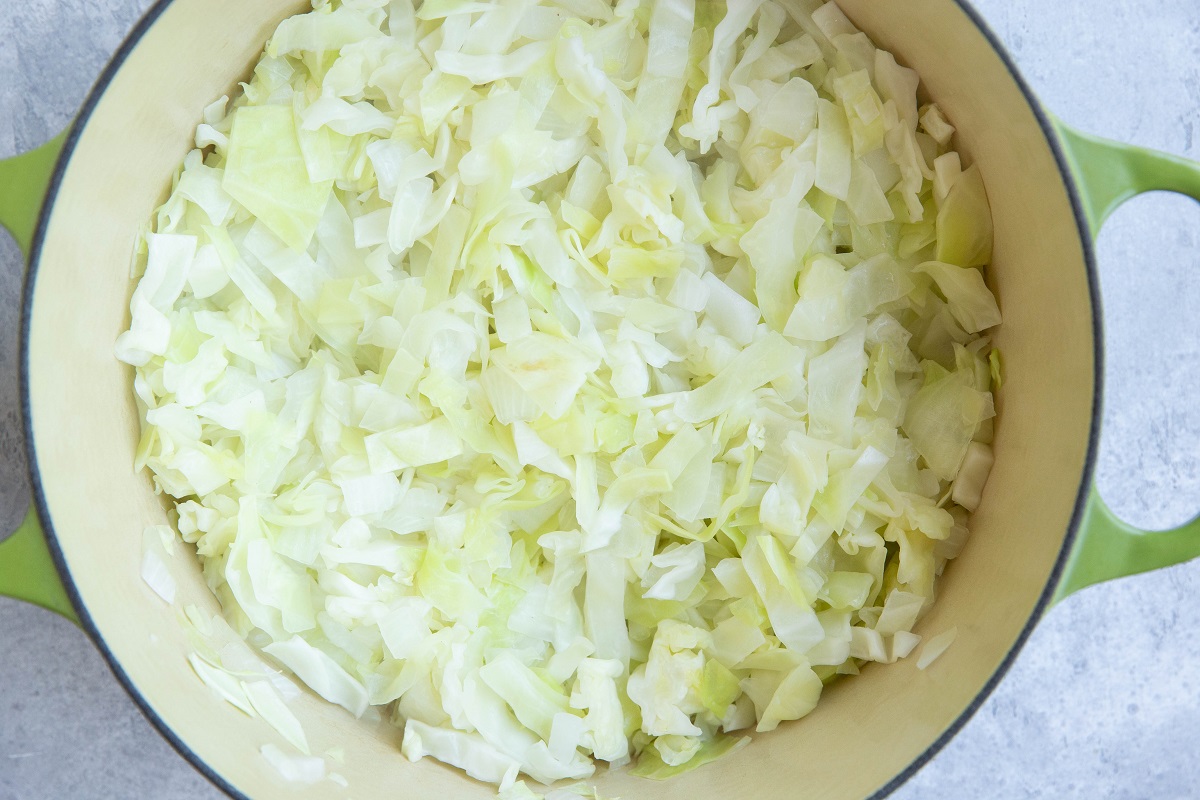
[118,0,999,787]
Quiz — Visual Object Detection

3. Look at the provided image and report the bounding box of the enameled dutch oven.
[3,1,1200,798]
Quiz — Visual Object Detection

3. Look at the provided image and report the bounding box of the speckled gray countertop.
[2,2,1200,798]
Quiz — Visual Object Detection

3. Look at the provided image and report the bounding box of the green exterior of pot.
[1,120,1200,622]
[0,133,79,623]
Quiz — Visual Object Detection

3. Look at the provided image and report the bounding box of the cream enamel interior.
[25,1,1095,797]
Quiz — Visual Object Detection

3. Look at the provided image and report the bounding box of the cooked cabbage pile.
[117,0,1000,790]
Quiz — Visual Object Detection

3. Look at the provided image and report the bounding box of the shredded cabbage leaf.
[261,744,328,785]
[120,0,1000,789]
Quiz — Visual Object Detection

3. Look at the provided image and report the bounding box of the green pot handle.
[0,506,77,621]
[0,133,79,623]
[1051,119,1200,604]
[0,134,67,255]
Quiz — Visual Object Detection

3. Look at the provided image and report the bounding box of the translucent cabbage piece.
[121,0,1000,790]
[629,733,749,779]
[243,679,310,754]
[936,164,993,268]
[916,626,959,670]
[916,261,1002,334]
[261,744,327,785]
[263,636,370,717]
[222,106,332,251]
[903,367,995,481]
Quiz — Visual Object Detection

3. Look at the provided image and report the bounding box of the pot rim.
[16,1,1105,797]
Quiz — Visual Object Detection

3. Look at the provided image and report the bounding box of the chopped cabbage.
[120,0,1000,789]
[261,744,327,785]
[916,626,959,670]
[243,679,311,755]
[140,525,178,604]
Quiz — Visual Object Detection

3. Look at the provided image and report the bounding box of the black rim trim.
[16,1,1104,799]
[18,1,249,798]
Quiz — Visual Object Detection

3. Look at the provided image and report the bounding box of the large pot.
[2,1,1199,798]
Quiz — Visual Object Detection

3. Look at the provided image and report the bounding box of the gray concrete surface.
[2,1,1200,798]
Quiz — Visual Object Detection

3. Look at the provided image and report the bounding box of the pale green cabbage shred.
[117,0,999,790]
